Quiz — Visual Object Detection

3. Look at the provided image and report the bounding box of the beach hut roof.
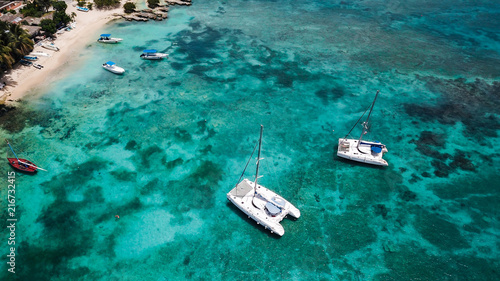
[143,49,158,53]
[22,25,42,37]
[106,61,116,65]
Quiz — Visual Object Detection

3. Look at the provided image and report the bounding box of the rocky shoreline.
[121,0,191,22]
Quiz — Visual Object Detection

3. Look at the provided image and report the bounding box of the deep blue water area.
[1,0,499,280]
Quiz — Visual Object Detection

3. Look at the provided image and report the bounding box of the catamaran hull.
[227,179,300,236]
[7,158,38,173]
[337,138,388,166]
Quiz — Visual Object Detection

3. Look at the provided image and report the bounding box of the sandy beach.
[0,5,122,105]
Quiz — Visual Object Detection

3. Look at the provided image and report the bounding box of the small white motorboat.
[97,34,123,44]
[140,49,168,60]
[30,52,50,57]
[33,63,44,69]
[102,61,125,74]
[41,43,59,51]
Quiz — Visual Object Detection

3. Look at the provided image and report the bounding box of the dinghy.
[30,52,50,57]
[23,55,37,61]
[20,59,32,66]
[42,43,59,51]
[76,6,89,12]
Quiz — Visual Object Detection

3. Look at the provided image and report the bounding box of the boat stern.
[287,205,301,219]
[269,224,285,236]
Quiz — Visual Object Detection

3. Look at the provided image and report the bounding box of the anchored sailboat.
[337,90,388,166]
[5,140,45,173]
[227,125,300,236]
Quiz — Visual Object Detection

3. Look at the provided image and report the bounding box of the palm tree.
[35,0,52,13]
[0,45,15,70]
[7,24,34,59]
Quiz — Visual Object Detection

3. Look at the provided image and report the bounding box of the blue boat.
[20,59,32,66]
[102,61,125,74]
[97,34,123,44]
[23,56,38,61]
[76,6,89,12]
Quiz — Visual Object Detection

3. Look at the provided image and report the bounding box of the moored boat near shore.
[30,51,50,57]
[20,59,32,66]
[77,6,89,12]
[23,56,38,61]
[41,43,60,51]
[97,34,123,44]
[140,49,168,60]
[102,61,125,74]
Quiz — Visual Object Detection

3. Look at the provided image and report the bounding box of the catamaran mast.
[254,125,264,192]
[358,90,380,145]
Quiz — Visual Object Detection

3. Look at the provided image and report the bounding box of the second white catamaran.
[337,90,388,166]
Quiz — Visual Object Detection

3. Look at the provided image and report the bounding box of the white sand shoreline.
[0,5,123,105]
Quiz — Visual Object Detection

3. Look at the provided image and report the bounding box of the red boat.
[5,140,39,173]
[7,157,38,173]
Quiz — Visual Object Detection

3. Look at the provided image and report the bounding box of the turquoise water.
[1,1,500,280]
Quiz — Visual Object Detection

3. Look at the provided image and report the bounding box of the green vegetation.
[52,0,67,11]
[52,1,72,27]
[93,0,120,9]
[147,0,160,8]
[21,0,73,22]
[20,0,52,15]
[123,2,136,13]
[24,1,72,36]
[0,22,34,73]
[37,0,53,13]
[20,2,44,17]
[40,18,56,34]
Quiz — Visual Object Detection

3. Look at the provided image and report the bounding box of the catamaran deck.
[227,179,300,236]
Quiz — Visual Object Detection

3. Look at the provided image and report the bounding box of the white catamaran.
[227,125,300,236]
[337,90,388,166]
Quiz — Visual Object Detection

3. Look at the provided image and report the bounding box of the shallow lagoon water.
[1,1,500,280]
